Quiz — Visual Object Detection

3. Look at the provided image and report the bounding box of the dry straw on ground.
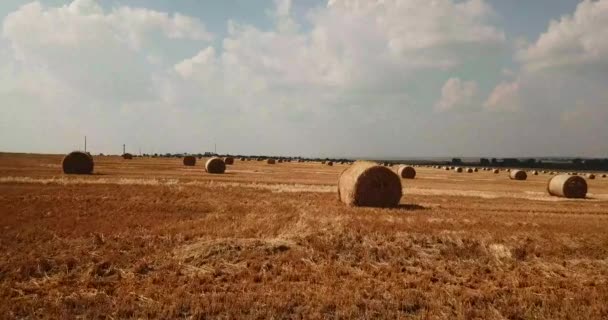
[510,170,527,181]
[338,161,402,207]
[398,165,416,179]
[205,157,226,174]
[547,175,587,199]
[183,156,196,166]
[62,151,94,174]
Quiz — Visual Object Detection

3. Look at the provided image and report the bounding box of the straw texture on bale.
[183,156,196,166]
[397,166,416,179]
[122,153,133,160]
[224,157,234,165]
[205,157,226,174]
[267,159,276,164]
[62,151,94,174]
[338,162,402,207]
[547,175,587,199]
[509,170,527,180]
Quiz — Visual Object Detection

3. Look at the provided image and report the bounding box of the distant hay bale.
[397,166,416,179]
[205,157,226,174]
[532,170,538,175]
[547,175,587,199]
[602,174,607,178]
[474,168,479,172]
[321,161,326,164]
[587,174,596,180]
[338,161,402,207]
[224,157,234,165]
[493,169,499,174]
[122,153,133,160]
[278,159,283,163]
[240,157,246,161]
[267,159,276,164]
[465,168,473,173]
[183,156,196,166]
[509,170,527,180]
[327,161,334,166]
[455,167,463,173]
[444,167,450,171]
[62,151,94,174]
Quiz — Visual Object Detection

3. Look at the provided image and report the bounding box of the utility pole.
[84,136,87,152]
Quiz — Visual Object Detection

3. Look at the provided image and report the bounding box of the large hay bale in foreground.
[267,159,276,164]
[205,157,226,174]
[183,156,196,166]
[122,153,133,160]
[397,166,416,179]
[509,170,527,180]
[62,151,94,174]
[224,157,234,165]
[338,162,402,207]
[547,175,587,198]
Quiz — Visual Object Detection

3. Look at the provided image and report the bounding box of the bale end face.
[398,166,416,179]
[62,151,94,174]
[547,175,587,198]
[183,156,196,166]
[205,157,226,174]
[338,162,402,207]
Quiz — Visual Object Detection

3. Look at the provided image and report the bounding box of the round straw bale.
[587,174,596,180]
[338,162,402,207]
[466,168,473,173]
[444,167,450,171]
[602,174,606,178]
[122,153,133,160]
[509,170,527,180]
[397,166,416,179]
[267,158,276,164]
[224,157,234,165]
[455,167,463,173]
[62,151,94,174]
[493,169,499,174]
[183,156,196,166]
[205,157,226,174]
[327,161,334,166]
[547,175,587,198]
[321,161,326,164]
[532,170,538,175]
[474,168,479,172]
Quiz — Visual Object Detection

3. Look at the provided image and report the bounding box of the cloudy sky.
[0,0,606,158]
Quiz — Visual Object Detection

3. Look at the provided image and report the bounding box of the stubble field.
[1,153,608,319]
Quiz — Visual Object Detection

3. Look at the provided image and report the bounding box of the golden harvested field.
[1,153,608,319]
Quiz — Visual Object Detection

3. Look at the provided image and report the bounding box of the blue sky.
[1,0,606,158]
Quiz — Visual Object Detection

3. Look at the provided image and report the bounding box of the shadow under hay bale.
[205,157,226,174]
[183,156,196,166]
[547,175,587,199]
[338,161,402,208]
[62,151,94,174]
